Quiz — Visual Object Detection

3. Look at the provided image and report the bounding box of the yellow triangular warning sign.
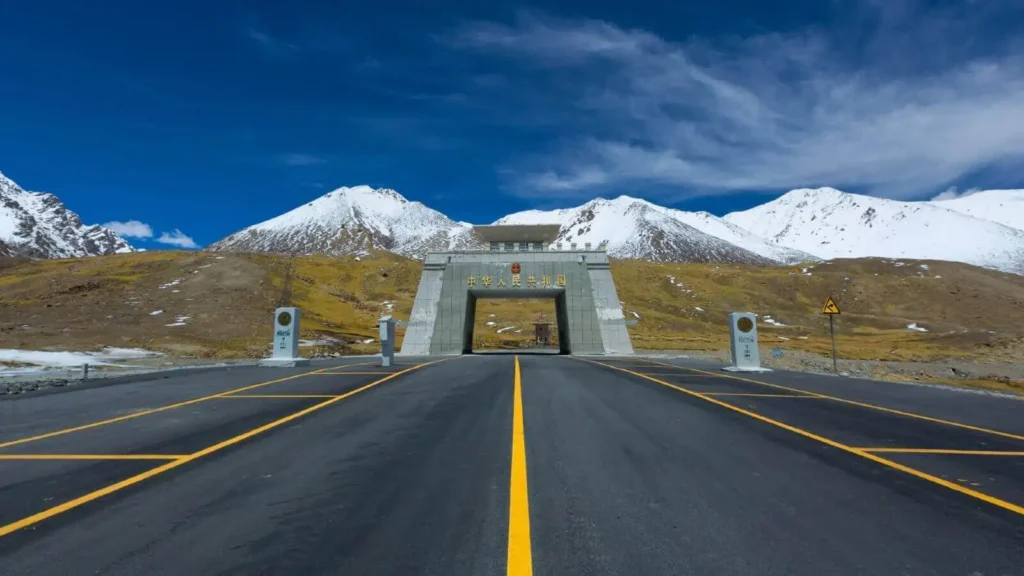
[821,296,841,314]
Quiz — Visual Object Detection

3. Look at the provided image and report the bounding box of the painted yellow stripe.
[0,360,445,538]
[635,358,1024,443]
[313,372,398,375]
[0,361,376,450]
[507,355,533,576]
[701,393,820,398]
[218,394,340,399]
[584,359,1024,517]
[0,454,187,461]
[856,448,1024,456]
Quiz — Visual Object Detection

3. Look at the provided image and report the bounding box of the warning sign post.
[821,296,840,373]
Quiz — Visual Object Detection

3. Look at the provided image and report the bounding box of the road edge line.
[0,359,443,538]
[582,359,1024,517]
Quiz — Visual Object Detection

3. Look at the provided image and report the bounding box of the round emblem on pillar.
[277,311,292,327]
[736,316,754,333]
[511,263,521,274]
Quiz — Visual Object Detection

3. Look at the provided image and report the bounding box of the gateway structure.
[400,225,634,355]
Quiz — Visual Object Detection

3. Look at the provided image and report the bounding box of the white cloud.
[280,153,328,166]
[102,220,153,239]
[156,230,199,249]
[931,186,983,201]
[454,6,1024,200]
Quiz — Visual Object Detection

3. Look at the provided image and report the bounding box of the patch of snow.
[158,279,181,289]
[497,326,515,334]
[935,275,942,279]
[694,307,705,312]
[149,310,164,316]
[0,347,161,370]
[300,337,340,347]
[798,336,809,339]
[354,256,361,261]
[198,264,212,269]
[165,322,187,327]
[215,256,225,259]
[919,264,929,270]
[361,338,375,344]
[172,290,180,293]
[778,336,790,341]
[630,311,641,319]
[894,262,906,267]
[486,321,496,326]
[763,318,787,326]
[906,323,929,332]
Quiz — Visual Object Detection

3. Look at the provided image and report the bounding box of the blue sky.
[1,0,1022,249]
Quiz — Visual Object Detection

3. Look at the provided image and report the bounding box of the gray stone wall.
[400,250,633,355]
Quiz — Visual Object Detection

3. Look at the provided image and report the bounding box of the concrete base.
[722,366,773,373]
[259,358,311,368]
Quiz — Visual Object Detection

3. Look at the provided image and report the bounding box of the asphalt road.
[0,354,1022,575]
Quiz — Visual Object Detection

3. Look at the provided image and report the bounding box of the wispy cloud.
[103,220,153,239]
[280,153,328,166]
[246,26,299,55]
[452,3,1024,200]
[156,230,199,249]
[931,186,982,201]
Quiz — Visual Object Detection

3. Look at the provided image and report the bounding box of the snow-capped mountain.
[208,185,478,258]
[931,190,1024,232]
[495,196,813,264]
[0,171,134,259]
[725,188,1024,274]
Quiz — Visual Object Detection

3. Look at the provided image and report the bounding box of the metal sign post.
[821,297,841,373]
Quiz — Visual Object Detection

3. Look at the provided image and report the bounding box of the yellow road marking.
[218,394,340,399]
[701,393,820,398]
[0,454,187,461]
[0,361,375,450]
[0,360,444,538]
[855,448,1024,456]
[584,359,1024,517]
[635,359,1024,443]
[507,355,533,576]
[313,371,399,375]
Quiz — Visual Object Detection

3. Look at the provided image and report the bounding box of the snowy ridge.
[0,171,134,258]
[495,196,797,264]
[725,188,1024,274]
[208,185,477,257]
[931,190,1024,232]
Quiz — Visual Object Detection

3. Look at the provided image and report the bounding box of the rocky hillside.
[0,171,134,258]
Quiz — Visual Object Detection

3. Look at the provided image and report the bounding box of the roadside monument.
[259,307,310,367]
[723,312,771,372]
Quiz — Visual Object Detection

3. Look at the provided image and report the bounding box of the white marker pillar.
[259,307,310,367]
[723,312,771,372]
[379,315,396,367]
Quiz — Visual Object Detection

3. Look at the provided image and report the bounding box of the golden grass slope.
[1,252,1022,365]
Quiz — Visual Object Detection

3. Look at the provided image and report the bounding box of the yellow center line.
[634,358,1024,443]
[312,372,401,375]
[0,361,376,450]
[583,359,1024,517]
[0,454,187,461]
[0,359,448,539]
[507,355,533,576]
[855,448,1024,456]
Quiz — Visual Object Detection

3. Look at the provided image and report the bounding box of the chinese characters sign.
[467,271,568,289]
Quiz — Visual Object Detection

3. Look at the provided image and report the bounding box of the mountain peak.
[0,171,134,258]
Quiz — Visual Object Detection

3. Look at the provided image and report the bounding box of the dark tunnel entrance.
[462,289,571,354]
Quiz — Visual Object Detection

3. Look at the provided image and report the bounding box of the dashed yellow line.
[635,358,1024,443]
[0,360,445,538]
[584,359,1024,517]
[0,361,375,450]
[507,355,533,576]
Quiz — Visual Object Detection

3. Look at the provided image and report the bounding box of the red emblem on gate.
[511,262,521,274]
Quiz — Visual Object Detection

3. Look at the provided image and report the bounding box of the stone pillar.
[723,312,771,372]
[379,315,396,367]
[259,307,310,367]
